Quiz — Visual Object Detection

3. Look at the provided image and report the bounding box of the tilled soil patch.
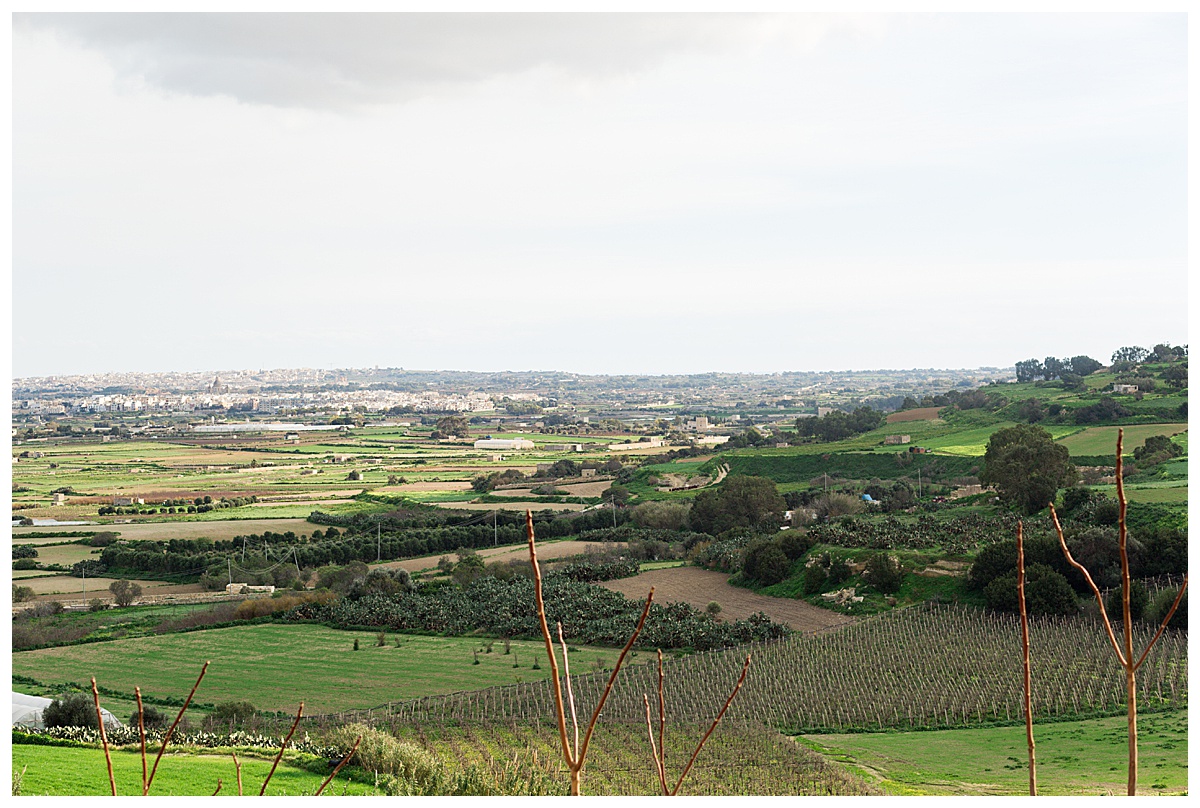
[599,566,853,634]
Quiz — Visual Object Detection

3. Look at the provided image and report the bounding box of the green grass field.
[1056,423,1188,457]
[800,709,1188,796]
[12,744,379,796]
[12,624,622,714]
[1093,481,1189,504]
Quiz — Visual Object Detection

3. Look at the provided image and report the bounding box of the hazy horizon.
[13,13,1187,378]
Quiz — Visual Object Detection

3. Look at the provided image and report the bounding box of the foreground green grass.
[800,709,1188,796]
[12,623,621,714]
[11,744,379,796]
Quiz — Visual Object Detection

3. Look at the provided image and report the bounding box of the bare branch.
[670,653,751,795]
[577,586,655,768]
[557,621,580,759]
[527,511,575,769]
[233,752,243,796]
[260,702,304,796]
[91,678,116,796]
[656,648,666,789]
[1050,505,1127,666]
[146,660,209,794]
[643,695,668,795]
[316,735,362,796]
[1134,577,1189,672]
[135,686,147,796]
[1016,521,1036,796]
[212,779,223,796]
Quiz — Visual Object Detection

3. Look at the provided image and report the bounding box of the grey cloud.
[16,12,815,109]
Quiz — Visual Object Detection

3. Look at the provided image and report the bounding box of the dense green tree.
[862,552,903,593]
[435,415,470,438]
[1105,579,1149,622]
[1043,356,1067,380]
[43,693,101,729]
[108,579,142,607]
[983,563,1079,616]
[981,425,1077,514]
[742,540,791,586]
[603,483,632,506]
[794,407,884,442]
[1069,355,1103,376]
[1160,364,1188,388]
[689,475,786,535]
[1073,396,1132,424]
[1112,346,1149,364]
[1015,359,1044,383]
[1017,397,1046,423]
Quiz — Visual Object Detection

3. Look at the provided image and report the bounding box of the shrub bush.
[743,541,791,586]
[983,563,1079,616]
[1105,580,1149,622]
[13,545,38,560]
[13,558,38,570]
[12,584,35,602]
[328,723,440,788]
[130,705,169,729]
[801,562,828,595]
[862,553,903,594]
[1146,587,1187,630]
[206,701,256,729]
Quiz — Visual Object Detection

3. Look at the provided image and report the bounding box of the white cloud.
[15,12,872,110]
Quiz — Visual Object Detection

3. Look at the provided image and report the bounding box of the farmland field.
[11,744,379,796]
[12,518,319,544]
[885,407,943,423]
[390,605,1187,733]
[598,566,852,633]
[1056,423,1188,457]
[801,709,1189,795]
[375,539,620,574]
[381,719,877,796]
[11,624,623,714]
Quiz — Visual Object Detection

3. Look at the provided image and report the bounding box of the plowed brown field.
[376,539,623,573]
[599,567,853,634]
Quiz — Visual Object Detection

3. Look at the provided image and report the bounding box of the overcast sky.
[12,12,1187,378]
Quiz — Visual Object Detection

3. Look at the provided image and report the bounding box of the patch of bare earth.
[377,540,623,573]
[599,567,852,634]
[885,407,944,423]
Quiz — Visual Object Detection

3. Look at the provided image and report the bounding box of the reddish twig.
[91,678,116,796]
[557,622,580,759]
[1016,521,1036,796]
[146,660,209,794]
[643,695,668,795]
[212,778,223,796]
[527,509,654,795]
[1133,579,1188,671]
[1052,429,1188,796]
[260,702,304,795]
[233,752,243,796]
[669,653,751,795]
[315,735,362,796]
[136,687,147,795]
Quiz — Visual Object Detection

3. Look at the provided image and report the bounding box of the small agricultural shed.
[12,692,123,730]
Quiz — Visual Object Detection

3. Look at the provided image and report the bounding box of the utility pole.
[611,497,617,528]
[228,558,232,587]
[293,547,302,581]
[82,564,86,605]
[242,537,246,563]
[824,473,828,494]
